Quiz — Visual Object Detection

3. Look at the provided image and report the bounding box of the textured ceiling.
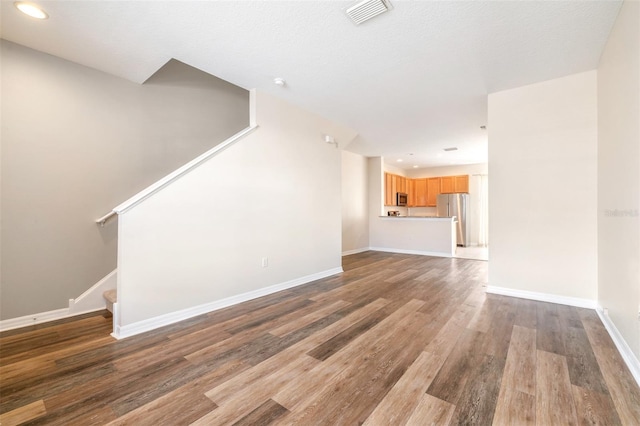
[0,1,622,168]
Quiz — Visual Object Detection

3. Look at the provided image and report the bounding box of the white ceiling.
[0,0,622,169]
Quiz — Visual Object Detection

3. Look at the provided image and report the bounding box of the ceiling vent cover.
[346,0,392,25]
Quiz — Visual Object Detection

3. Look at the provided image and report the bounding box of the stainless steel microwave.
[397,192,408,206]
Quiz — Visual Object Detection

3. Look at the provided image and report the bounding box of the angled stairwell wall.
[0,40,249,322]
[114,90,358,338]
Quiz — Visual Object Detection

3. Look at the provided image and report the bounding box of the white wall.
[407,163,488,245]
[342,151,369,254]
[597,0,640,359]
[0,41,249,320]
[116,91,357,328]
[488,71,598,302]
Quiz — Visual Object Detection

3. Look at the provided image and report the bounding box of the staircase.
[103,290,117,313]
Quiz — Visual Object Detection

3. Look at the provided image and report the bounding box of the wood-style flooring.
[2,251,640,425]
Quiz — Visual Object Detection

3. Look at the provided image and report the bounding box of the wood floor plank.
[272,299,425,413]
[426,328,486,405]
[451,353,505,425]
[536,349,579,426]
[571,384,622,426]
[500,325,536,396]
[269,300,350,337]
[491,389,535,426]
[564,326,610,394]
[194,355,319,425]
[492,326,537,425]
[106,359,247,426]
[362,351,445,425]
[277,310,432,425]
[0,400,47,426]
[405,393,456,426]
[579,310,640,425]
[231,399,288,426]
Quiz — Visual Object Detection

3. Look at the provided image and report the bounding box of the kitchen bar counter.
[378,215,453,220]
[370,216,457,257]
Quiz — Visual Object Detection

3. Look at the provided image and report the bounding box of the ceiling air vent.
[346,0,392,25]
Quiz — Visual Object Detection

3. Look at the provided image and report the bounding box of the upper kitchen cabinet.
[440,175,469,194]
[414,178,427,207]
[407,179,416,207]
[397,176,407,194]
[384,173,396,206]
[454,175,469,193]
[426,177,440,206]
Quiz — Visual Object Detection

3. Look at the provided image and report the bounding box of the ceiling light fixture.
[413,165,419,168]
[274,78,286,87]
[14,2,48,19]
[397,159,403,162]
[345,0,392,25]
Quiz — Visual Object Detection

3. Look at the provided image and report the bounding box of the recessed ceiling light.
[397,159,403,162]
[14,2,48,19]
[413,165,418,168]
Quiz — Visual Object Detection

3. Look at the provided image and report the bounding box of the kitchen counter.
[371,215,457,257]
[379,215,454,220]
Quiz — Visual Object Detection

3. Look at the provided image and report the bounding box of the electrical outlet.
[261,257,269,268]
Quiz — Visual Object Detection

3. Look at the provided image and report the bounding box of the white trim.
[0,270,118,332]
[342,247,370,256]
[596,306,640,387]
[68,269,117,315]
[112,267,343,340]
[0,308,71,331]
[486,286,597,309]
[369,247,452,258]
[114,125,258,215]
[249,89,257,127]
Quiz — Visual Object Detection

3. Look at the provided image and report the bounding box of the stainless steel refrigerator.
[437,193,469,247]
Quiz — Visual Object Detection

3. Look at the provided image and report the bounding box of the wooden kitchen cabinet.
[414,178,427,207]
[397,176,407,194]
[384,173,395,206]
[440,175,469,194]
[440,176,455,194]
[407,179,416,206]
[426,177,440,206]
[454,175,469,193]
[385,173,465,207]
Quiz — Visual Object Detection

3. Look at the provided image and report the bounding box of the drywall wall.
[597,0,640,359]
[342,151,369,254]
[406,163,488,179]
[407,163,488,246]
[116,90,357,328]
[488,71,598,302]
[0,41,249,320]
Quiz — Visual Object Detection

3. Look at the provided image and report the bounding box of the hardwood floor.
[1,251,639,425]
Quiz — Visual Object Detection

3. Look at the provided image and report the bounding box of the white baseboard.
[112,267,344,340]
[342,247,370,256]
[0,308,72,332]
[485,286,597,309]
[596,306,640,387]
[369,247,452,258]
[68,269,117,315]
[0,270,118,332]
